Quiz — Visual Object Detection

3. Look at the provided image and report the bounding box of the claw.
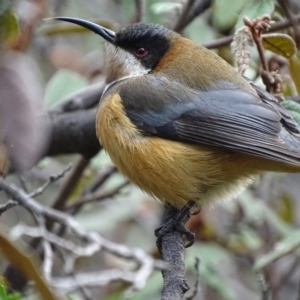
[155,201,196,252]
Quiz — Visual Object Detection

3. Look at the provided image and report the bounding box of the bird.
[53,17,300,248]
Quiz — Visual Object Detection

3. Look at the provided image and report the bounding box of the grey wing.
[118,75,300,166]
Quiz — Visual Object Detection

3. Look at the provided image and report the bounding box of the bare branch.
[51,157,89,212]
[173,0,212,32]
[36,216,53,282]
[184,258,201,300]
[50,269,141,292]
[173,0,196,32]
[0,178,167,296]
[29,163,72,198]
[82,166,117,195]
[203,14,300,49]
[161,232,189,300]
[0,199,18,215]
[10,224,100,256]
[49,83,104,114]
[256,271,270,300]
[134,0,145,23]
[66,180,130,212]
[48,108,100,159]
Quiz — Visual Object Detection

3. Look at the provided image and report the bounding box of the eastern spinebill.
[53,17,300,243]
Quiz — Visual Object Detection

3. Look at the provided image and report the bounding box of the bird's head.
[53,18,179,83]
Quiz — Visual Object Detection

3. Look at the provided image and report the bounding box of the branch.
[0,178,167,296]
[49,83,105,114]
[134,0,145,23]
[173,0,196,32]
[50,157,89,211]
[161,232,189,300]
[203,14,300,49]
[0,200,18,215]
[65,180,130,212]
[184,258,200,300]
[81,166,117,195]
[48,108,100,159]
[29,163,72,198]
[173,0,212,32]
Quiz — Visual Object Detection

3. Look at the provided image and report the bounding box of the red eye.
[135,47,148,57]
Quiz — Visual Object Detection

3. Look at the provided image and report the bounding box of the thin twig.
[65,180,130,212]
[36,215,53,282]
[173,0,196,32]
[18,175,28,193]
[243,15,272,91]
[256,271,270,300]
[203,14,300,49]
[134,0,145,23]
[29,163,72,198]
[0,200,18,215]
[50,83,104,114]
[244,15,270,71]
[10,224,100,256]
[0,178,167,295]
[174,0,212,32]
[51,157,89,212]
[81,166,117,196]
[278,0,300,47]
[184,257,201,300]
[55,166,119,241]
[50,269,144,291]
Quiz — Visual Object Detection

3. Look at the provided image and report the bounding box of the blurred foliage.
[45,69,89,108]
[0,285,21,300]
[262,33,297,58]
[289,54,300,94]
[0,230,55,299]
[0,0,300,300]
[0,8,18,43]
[282,100,300,124]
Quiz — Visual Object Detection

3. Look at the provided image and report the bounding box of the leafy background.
[0,0,300,299]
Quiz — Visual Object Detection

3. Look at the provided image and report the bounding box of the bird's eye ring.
[135,47,148,57]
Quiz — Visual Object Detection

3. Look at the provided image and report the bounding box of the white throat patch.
[104,43,150,83]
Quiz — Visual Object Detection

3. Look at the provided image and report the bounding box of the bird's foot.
[155,201,196,253]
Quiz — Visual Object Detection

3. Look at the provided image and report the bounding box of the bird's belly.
[96,94,258,208]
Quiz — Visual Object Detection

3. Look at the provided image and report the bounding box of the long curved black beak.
[52,17,116,44]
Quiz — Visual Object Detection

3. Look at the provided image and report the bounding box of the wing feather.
[112,75,300,166]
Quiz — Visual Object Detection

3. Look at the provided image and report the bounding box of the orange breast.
[95,93,264,208]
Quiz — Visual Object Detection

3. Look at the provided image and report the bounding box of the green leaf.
[0,286,22,300]
[237,190,291,236]
[282,100,300,126]
[151,2,182,15]
[0,0,11,17]
[0,285,21,300]
[254,229,300,270]
[186,243,237,300]
[262,33,297,58]
[130,273,162,300]
[231,226,263,251]
[212,0,249,31]
[289,54,300,95]
[186,15,216,44]
[276,193,294,224]
[45,69,89,108]
[235,0,275,31]
[0,8,19,42]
